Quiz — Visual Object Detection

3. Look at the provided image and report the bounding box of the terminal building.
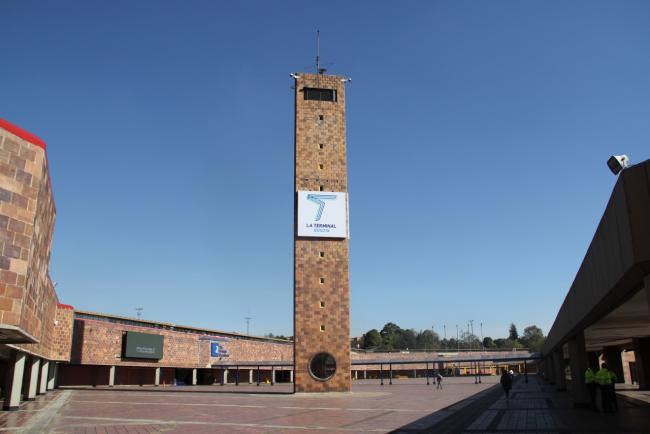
[0,118,554,412]
[542,158,650,404]
[0,119,74,410]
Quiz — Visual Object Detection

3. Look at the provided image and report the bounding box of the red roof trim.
[57,303,74,310]
[0,118,46,150]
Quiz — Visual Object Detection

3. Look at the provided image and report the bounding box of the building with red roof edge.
[0,119,73,410]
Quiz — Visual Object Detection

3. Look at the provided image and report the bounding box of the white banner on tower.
[297,191,348,238]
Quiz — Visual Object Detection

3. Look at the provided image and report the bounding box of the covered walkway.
[395,375,650,433]
[540,159,650,406]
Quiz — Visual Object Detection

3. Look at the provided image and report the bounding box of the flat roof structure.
[542,159,650,403]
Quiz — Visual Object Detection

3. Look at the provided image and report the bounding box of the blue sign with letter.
[210,341,230,357]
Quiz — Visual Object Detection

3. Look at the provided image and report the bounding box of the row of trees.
[352,322,545,352]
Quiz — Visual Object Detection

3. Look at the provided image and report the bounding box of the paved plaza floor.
[1,375,649,433]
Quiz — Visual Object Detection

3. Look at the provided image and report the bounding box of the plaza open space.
[3,2,650,433]
[0,376,649,433]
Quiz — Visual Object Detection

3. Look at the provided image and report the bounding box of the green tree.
[380,322,402,350]
[483,337,495,348]
[416,329,439,350]
[503,338,524,349]
[493,338,506,348]
[508,323,519,341]
[520,325,545,352]
[397,329,417,350]
[362,329,382,349]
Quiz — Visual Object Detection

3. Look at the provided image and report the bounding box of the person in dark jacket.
[500,369,513,399]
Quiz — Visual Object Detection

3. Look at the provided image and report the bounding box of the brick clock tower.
[293,72,351,393]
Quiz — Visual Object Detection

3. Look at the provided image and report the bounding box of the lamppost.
[456,324,459,352]
[245,317,252,335]
[431,326,435,350]
[480,322,484,350]
[443,325,447,350]
[469,320,474,352]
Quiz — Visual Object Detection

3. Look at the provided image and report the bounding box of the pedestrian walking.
[500,369,512,399]
[436,372,443,390]
[585,367,598,411]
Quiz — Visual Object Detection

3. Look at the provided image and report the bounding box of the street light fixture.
[607,155,630,175]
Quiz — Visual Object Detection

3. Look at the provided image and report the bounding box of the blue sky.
[2,1,649,340]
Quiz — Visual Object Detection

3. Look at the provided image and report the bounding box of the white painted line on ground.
[17,390,71,434]
[59,415,387,432]
[70,399,428,413]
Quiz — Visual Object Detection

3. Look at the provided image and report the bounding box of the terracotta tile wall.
[294,73,351,392]
[0,126,66,361]
[71,318,292,368]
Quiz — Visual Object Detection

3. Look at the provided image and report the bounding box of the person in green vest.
[595,363,613,412]
[585,367,598,411]
[608,368,618,411]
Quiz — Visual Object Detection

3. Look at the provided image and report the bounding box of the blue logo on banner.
[307,194,337,221]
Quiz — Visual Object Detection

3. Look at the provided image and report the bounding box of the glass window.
[304,88,337,102]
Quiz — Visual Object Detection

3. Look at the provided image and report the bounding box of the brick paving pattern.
[0,377,494,433]
[2,375,650,433]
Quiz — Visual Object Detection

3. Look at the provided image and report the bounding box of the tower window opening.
[319,144,324,149]
[304,87,337,102]
[319,185,324,191]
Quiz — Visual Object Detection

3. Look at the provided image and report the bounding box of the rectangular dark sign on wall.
[123,332,163,359]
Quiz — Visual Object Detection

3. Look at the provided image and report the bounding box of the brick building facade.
[293,73,351,392]
[0,119,73,410]
[58,311,293,387]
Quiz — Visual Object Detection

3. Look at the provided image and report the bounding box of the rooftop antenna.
[135,307,143,320]
[316,30,326,74]
[245,316,252,335]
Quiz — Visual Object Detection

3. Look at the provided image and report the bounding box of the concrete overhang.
[543,159,650,356]
[0,324,39,344]
[584,288,650,351]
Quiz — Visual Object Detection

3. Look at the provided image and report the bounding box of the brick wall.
[50,305,74,361]
[70,317,292,368]
[0,121,68,361]
[294,73,351,392]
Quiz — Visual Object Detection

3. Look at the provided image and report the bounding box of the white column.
[39,361,49,394]
[3,351,26,411]
[223,369,229,385]
[271,368,276,385]
[109,366,115,387]
[27,357,40,400]
[289,369,294,383]
[249,369,254,383]
[47,363,56,390]
[192,369,197,385]
[154,368,161,386]
[364,370,367,379]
